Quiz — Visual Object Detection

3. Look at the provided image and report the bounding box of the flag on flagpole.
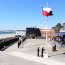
[42,7,53,16]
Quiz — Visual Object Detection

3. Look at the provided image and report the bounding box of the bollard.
[52,44,56,51]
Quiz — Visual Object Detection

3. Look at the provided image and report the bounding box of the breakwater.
[0,37,19,51]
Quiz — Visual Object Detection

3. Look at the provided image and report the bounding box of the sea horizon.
[0,30,16,34]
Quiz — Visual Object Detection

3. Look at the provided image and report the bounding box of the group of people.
[52,35,64,42]
[37,47,45,57]
[18,37,26,48]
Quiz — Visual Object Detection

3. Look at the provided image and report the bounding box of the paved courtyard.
[0,39,65,65]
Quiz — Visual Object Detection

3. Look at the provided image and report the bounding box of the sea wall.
[0,37,19,50]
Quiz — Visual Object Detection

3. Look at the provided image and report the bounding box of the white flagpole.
[45,2,48,53]
[46,16,48,48]
[47,2,48,8]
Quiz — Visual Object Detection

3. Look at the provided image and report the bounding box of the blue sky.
[0,0,65,30]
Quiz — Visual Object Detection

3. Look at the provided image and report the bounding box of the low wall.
[0,37,19,50]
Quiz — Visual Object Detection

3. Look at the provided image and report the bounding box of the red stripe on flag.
[42,11,49,16]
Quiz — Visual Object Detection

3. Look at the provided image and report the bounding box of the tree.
[52,23,63,32]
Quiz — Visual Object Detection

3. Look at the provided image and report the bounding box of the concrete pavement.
[0,39,65,65]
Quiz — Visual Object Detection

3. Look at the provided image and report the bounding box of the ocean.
[0,31,15,34]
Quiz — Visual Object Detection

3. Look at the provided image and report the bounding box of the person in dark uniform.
[37,47,40,57]
[41,47,45,57]
[18,40,21,48]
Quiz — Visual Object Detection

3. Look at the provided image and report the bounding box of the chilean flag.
[42,11,49,16]
[42,7,53,16]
